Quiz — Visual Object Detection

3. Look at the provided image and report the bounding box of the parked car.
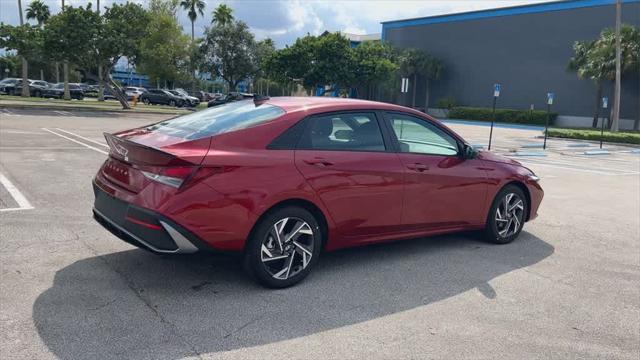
[188,90,215,102]
[42,83,84,100]
[169,89,199,107]
[206,92,253,107]
[93,97,543,288]
[125,86,147,100]
[0,79,50,97]
[139,89,184,107]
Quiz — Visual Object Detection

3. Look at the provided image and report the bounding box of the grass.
[547,127,640,145]
[0,95,193,114]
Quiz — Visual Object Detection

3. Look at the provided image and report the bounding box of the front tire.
[169,100,176,107]
[483,185,528,244]
[244,206,322,288]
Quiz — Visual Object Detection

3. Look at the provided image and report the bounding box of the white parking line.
[42,128,108,155]
[53,110,73,116]
[1,109,16,116]
[0,173,34,212]
[53,128,108,147]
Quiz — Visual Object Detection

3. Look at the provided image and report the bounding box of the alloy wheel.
[260,217,314,280]
[495,193,524,238]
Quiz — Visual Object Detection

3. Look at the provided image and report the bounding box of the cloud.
[0,0,558,48]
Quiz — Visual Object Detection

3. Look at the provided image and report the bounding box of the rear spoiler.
[103,133,195,166]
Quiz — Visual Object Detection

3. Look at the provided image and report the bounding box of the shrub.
[435,96,456,110]
[547,128,640,145]
[448,106,557,126]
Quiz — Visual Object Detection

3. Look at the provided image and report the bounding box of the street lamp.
[3,68,9,79]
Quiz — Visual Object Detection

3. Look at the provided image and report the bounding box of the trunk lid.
[101,128,211,193]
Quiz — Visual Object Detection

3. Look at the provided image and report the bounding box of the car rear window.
[146,100,285,139]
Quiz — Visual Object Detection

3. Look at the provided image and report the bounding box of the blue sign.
[602,96,608,109]
[547,92,555,105]
[493,83,501,97]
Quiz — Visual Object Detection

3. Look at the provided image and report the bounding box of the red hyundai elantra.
[93,97,543,287]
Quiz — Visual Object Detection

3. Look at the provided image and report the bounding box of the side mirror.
[462,144,477,160]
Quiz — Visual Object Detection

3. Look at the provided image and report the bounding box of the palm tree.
[212,3,234,26]
[60,0,70,100]
[180,0,205,41]
[568,25,640,129]
[16,0,30,97]
[26,0,50,81]
[399,48,426,108]
[25,0,50,27]
[421,55,444,113]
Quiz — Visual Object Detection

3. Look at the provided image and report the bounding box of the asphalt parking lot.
[1,107,638,359]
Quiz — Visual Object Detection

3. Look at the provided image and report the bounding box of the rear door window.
[299,112,386,152]
[146,100,285,139]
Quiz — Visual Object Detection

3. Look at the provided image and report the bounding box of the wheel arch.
[503,180,532,221]
[246,198,330,252]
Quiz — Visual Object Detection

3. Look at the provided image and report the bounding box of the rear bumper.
[93,182,209,254]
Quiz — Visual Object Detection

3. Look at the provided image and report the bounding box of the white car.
[124,87,147,100]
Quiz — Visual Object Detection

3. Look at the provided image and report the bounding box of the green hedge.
[547,128,640,145]
[448,106,557,126]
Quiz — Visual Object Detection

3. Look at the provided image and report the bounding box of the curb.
[521,143,544,148]
[584,150,610,155]
[0,102,190,116]
[440,119,545,131]
[511,151,547,157]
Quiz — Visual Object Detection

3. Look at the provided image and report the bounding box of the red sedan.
[93,97,543,288]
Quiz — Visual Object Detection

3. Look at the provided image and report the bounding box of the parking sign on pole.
[543,92,554,150]
[488,83,501,150]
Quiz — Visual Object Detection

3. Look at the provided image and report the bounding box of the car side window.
[385,113,459,156]
[299,113,385,152]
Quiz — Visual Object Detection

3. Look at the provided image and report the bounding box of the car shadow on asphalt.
[33,231,553,359]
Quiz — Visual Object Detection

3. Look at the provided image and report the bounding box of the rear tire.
[244,206,322,288]
[483,184,528,244]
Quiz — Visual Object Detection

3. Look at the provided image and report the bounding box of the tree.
[180,0,205,41]
[138,0,191,88]
[421,54,444,112]
[264,33,355,94]
[44,3,151,108]
[568,40,602,128]
[0,54,21,78]
[26,0,50,81]
[253,38,275,94]
[200,20,258,91]
[26,0,50,27]
[568,24,640,129]
[212,3,233,26]
[0,24,43,95]
[352,41,397,99]
[398,48,427,108]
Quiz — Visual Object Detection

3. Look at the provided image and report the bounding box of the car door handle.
[303,159,334,167]
[407,163,429,172]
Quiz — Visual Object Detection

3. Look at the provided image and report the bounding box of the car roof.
[263,97,428,118]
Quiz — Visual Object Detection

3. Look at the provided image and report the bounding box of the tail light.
[140,166,221,191]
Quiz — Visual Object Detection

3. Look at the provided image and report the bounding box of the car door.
[294,111,405,240]
[382,112,489,231]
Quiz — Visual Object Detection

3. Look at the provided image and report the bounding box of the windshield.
[146,100,285,140]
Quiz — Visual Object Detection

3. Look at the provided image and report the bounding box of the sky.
[0,0,558,48]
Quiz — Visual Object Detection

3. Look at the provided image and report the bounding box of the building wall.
[383,0,640,123]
